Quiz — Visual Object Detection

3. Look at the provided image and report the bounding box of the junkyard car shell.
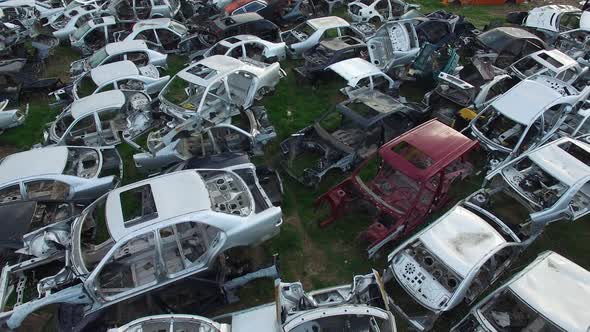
[69,40,168,77]
[508,48,585,84]
[484,137,590,224]
[366,20,420,72]
[451,251,590,332]
[522,5,590,34]
[348,0,419,23]
[385,200,526,330]
[45,90,153,146]
[71,60,170,100]
[327,57,395,96]
[281,16,357,57]
[158,55,282,121]
[122,18,189,53]
[0,145,121,203]
[474,27,546,68]
[50,3,105,40]
[69,16,121,55]
[194,34,286,62]
[107,0,180,22]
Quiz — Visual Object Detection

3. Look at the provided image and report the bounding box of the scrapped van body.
[316,120,477,257]
[108,273,397,332]
[0,145,122,204]
[366,20,420,72]
[193,34,287,63]
[326,57,395,97]
[0,100,27,133]
[158,55,283,122]
[44,90,155,147]
[69,40,168,78]
[468,75,590,167]
[280,89,426,187]
[452,251,590,332]
[0,168,282,329]
[508,48,586,85]
[347,0,419,23]
[383,198,536,331]
[476,137,590,227]
[133,106,277,173]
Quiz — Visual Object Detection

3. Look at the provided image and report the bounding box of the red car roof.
[379,119,478,181]
[225,0,257,13]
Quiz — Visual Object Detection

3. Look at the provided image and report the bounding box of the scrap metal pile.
[0,0,589,330]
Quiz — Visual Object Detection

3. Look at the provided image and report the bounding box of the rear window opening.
[392,141,433,169]
[120,184,158,227]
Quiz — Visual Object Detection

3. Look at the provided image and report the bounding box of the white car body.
[45,90,154,146]
[69,40,168,78]
[69,16,120,55]
[384,200,532,331]
[281,16,356,57]
[482,137,590,225]
[523,5,590,34]
[0,146,121,204]
[347,0,419,23]
[196,34,286,63]
[452,251,590,332]
[122,18,189,53]
[50,3,105,40]
[71,60,170,100]
[366,20,420,72]
[159,55,283,122]
[0,100,27,133]
[327,57,395,97]
[468,75,590,166]
[509,48,586,84]
[0,168,282,329]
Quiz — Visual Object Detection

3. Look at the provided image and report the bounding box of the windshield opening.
[480,289,561,331]
[474,107,525,150]
[212,43,230,56]
[88,47,109,67]
[73,22,92,39]
[55,113,75,139]
[162,76,207,111]
[76,75,99,98]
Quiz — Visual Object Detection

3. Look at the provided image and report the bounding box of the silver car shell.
[469,76,589,165]
[385,201,526,331]
[70,40,168,78]
[508,48,585,84]
[366,19,420,72]
[159,55,282,121]
[200,35,286,62]
[451,251,590,332]
[50,3,104,40]
[326,57,395,97]
[122,18,189,53]
[485,137,590,224]
[282,16,353,57]
[0,145,120,203]
[72,60,170,100]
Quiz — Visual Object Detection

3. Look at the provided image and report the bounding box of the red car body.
[316,119,478,257]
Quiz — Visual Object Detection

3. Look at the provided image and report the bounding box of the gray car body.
[69,40,168,78]
[0,166,282,329]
